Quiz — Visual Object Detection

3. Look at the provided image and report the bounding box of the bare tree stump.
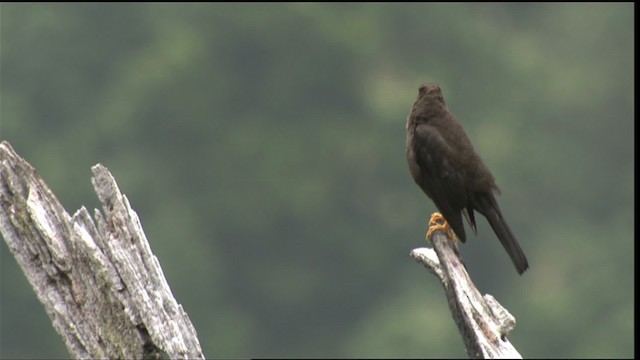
[410,213,522,359]
[0,141,205,359]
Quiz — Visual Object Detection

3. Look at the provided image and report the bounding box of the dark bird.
[405,83,529,274]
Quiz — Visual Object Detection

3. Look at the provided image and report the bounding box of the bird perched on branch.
[405,83,529,275]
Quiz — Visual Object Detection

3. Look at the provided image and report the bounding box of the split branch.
[0,141,204,359]
[410,214,522,359]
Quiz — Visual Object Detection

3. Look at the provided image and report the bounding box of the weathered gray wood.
[410,213,522,359]
[0,141,204,359]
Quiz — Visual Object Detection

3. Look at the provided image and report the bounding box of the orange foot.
[426,212,456,241]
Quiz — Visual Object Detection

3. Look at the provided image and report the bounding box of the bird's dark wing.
[463,205,477,236]
[412,122,469,242]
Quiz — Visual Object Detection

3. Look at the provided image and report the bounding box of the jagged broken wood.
[0,141,204,359]
[410,214,522,359]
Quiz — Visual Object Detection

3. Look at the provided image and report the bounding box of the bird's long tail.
[479,196,529,275]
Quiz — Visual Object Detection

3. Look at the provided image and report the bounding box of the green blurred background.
[0,3,633,358]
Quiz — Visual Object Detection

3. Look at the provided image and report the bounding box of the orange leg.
[426,212,456,241]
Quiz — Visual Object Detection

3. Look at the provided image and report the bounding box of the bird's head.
[417,83,446,106]
[407,83,447,127]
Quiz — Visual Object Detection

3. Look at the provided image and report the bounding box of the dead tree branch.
[0,141,204,359]
[410,213,522,359]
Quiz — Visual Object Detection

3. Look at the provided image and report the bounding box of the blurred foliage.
[0,3,633,358]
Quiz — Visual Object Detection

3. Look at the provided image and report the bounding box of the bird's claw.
[426,212,456,241]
